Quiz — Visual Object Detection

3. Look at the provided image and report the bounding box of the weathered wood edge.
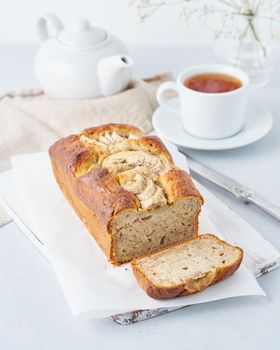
[111,259,280,325]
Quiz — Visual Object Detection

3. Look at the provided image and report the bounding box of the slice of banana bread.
[131,234,243,299]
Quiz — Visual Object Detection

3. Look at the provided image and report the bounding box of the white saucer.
[152,98,273,151]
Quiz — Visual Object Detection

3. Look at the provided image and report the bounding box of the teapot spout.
[97,55,133,97]
[119,55,133,67]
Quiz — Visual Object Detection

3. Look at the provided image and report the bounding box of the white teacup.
[157,64,250,139]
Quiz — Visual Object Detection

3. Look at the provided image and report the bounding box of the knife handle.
[247,193,280,221]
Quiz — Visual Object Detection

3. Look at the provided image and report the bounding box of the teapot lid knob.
[57,18,107,47]
[72,19,90,30]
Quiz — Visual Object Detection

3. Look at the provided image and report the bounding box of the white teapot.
[34,13,133,99]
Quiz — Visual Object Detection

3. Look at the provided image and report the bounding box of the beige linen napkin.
[0,73,172,226]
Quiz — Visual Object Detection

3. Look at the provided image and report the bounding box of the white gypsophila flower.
[130,0,280,52]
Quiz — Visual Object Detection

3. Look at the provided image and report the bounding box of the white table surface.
[1,46,280,350]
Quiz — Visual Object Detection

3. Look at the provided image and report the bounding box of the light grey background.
[0,1,212,46]
[1,46,280,349]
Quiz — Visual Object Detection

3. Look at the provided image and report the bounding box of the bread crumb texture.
[132,234,243,297]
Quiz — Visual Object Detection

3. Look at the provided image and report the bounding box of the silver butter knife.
[185,155,280,222]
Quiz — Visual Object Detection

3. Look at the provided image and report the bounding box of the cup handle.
[156,81,179,114]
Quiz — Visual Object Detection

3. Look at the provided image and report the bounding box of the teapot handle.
[37,13,64,41]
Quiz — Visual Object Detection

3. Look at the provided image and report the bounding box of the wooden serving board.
[0,170,279,325]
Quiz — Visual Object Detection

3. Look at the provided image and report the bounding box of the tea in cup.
[157,64,249,139]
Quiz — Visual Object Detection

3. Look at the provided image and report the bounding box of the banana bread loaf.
[49,124,203,265]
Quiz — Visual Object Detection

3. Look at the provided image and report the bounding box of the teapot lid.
[57,19,107,47]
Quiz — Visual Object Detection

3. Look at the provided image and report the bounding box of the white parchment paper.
[10,144,265,319]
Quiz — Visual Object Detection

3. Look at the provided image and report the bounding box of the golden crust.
[49,123,202,217]
[131,234,243,299]
[160,169,204,205]
[76,168,139,225]
[50,157,113,258]
[80,123,144,138]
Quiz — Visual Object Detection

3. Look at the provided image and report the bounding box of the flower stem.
[235,22,250,63]
[247,16,267,58]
